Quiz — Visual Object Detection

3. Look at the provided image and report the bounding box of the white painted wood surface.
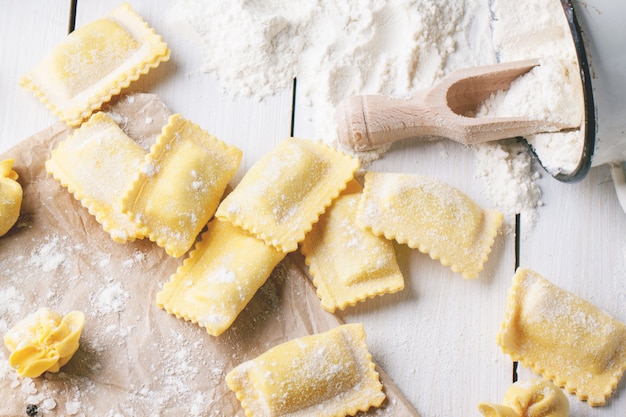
[0,1,624,416]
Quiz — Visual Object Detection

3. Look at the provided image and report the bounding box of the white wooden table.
[1,1,625,416]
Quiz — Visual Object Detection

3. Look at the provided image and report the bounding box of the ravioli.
[4,308,85,378]
[122,114,242,257]
[156,218,286,336]
[20,3,170,126]
[478,379,569,417]
[226,323,385,417]
[498,268,626,406]
[216,137,359,253]
[0,158,22,237]
[46,111,147,242]
[357,171,502,279]
[301,181,404,312]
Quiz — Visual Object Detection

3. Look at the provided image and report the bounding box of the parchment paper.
[0,93,419,416]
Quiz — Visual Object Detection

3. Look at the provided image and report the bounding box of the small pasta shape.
[216,137,359,253]
[122,114,242,257]
[4,308,85,378]
[226,323,385,417]
[20,3,170,126]
[498,268,626,406]
[478,379,569,417]
[156,218,286,336]
[46,111,147,242]
[357,171,503,279]
[0,158,23,237]
[301,181,404,312]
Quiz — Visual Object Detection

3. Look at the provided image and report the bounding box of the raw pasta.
[226,323,385,417]
[46,111,147,242]
[4,308,85,378]
[216,137,359,253]
[357,171,503,279]
[478,379,569,417]
[0,158,22,237]
[497,268,626,406]
[122,114,242,257]
[20,3,170,126]
[301,180,404,312]
[156,218,286,336]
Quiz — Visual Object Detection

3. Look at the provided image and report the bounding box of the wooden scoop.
[335,59,573,151]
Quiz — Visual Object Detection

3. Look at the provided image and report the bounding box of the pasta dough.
[357,171,503,279]
[498,268,626,406]
[301,180,404,312]
[226,323,385,417]
[123,114,242,257]
[20,3,170,126]
[4,308,85,378]
[216,137,359,253]
[46,111,147,242]
[478,379,569,417]
[157,218,286,336]
[0,158,22,237]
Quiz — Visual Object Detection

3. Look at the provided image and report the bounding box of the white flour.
[166,0,494,141]
[486,0,584,175]
[166,0,579,223]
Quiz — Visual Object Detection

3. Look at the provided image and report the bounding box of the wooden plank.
[518,163,626,415]
[0,0,71,153]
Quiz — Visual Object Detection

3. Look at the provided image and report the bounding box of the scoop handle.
[335,93,450,152]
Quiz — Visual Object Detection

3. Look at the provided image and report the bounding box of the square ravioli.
[357,171,503,279]
[226,323,385,417]
[20,3,170,126]
[122,114,242,257]
[301,181,404,312]
[215,137,359,253]
[45,111,146,242]
[498,268,626,406]
[156,218,286,336]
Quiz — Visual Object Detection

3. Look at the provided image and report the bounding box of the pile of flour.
[166,0,580,226]
[166,0,493,140]
[481,0,584,176]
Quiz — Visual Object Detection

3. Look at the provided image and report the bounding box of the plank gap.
[514,213,521,271]
[289,77,297,137]
[68,0,77,33]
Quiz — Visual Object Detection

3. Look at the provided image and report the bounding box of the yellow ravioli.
[226,323,385,417]
[498,268,626,406]
[46,112,146,242]
[357,171,503,279]
[122,114,242,257]
[4,308,85,378]
[216,137,359,253]
[20,3,170,126]
[478,379,569,417]
[301,181,404,312]
[156,218,285,336]
[0,158,23,237]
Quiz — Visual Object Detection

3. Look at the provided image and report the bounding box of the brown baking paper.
[0,93,419,417]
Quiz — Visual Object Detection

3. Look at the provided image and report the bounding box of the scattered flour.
[486,0,584,175]
[166,0,494,142]
[92,282,129,315]
[166,0,582,225]
[473,140,543,235]
[27,235,67,272]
